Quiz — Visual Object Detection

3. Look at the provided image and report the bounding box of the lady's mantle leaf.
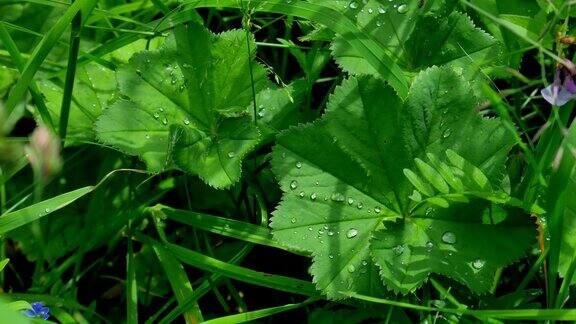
[329,0,500,76]
[96,23,270,188]
[271,67,534,298]
[372,202,534,294]
[38,64,116,143]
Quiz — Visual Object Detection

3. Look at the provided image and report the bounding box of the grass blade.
[0,23,54,131]
[127,238,138,324]
[160,239,318,297]
[152,205,308,256]
[59,1,83,141]
[4,0,98,116]
[201,298,316,324]
[150,239,203,323]
[0,186,94,234]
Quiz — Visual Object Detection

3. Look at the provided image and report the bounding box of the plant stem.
[59,1,82,142]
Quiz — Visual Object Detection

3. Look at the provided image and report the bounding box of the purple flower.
[541,60,576,106]
[21,301,50,320]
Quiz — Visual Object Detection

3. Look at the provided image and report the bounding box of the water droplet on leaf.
[397,4,408,13]
[310,192,317,200]
[348,264,356,273]
[331,193,345,202]
[441,231,456,244]
[290,180,298,190]
[349,1,358,9]
[296,161,302,169]
[346,228,358,239]
[227,152,235,158]
[472,259,485,269]
[393,245,404,255]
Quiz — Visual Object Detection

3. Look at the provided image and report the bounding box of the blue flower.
[541,60,576,106]
[21,301,50,320]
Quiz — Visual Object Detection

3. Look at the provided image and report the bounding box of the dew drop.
[323,225,329,230]
[227,151,235,158]
[145,134,150,139]
[257,108,265,118]
[368,8,373,14]
[184,118,190,125]
[299,191,305,198]
[441,231,456,244]
[357,202,363,209]
[310,192,318,201]
[347,197,354,205]
[153,112,160,119]
[362,260,368,266]
[425,241,434,251]
[348,1,358,9]
[290,180,298,190]
[162,117,168,125]
[45,207,51,213]
[442,128,452,138]
[331,193,345,202]
[327,230,335,236]
[296,161,302,169]
[318,229,324,235]
[378,6,386,14]
[374,207,381,214]
[472,259,485,270]
[308,227,313,231]
[348,264,356,273]
[315,180,320,186]
[291,217,297,224]
[346,228,358,239]
[392,245,404,256]
[329,254,334,259]
[397,4,408,14]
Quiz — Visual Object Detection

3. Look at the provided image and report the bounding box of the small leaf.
[403,168,435,197]
[96,23,270,188]
[414,158,450,194]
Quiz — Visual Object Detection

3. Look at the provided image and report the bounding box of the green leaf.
[96,23,269,188]
[371,202,534,294]
[329,1,500,76]
[37,63,116,143]
[185,0,410,97]
[271,67,533,297]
